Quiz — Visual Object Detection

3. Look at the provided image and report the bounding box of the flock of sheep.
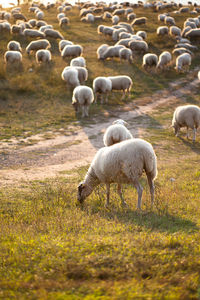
[0,0,200,208]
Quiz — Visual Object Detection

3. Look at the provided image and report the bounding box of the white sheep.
[23,29,45,38]
[172,105,200,142]
[57,13,65,20]
[36,11,44,20]
[39,25,53,33]
[44,28,64,39]
[101,45,125,60]
[59,17,69,27]
[119,47,133,63]
[175,53,191,72]
[112,15,119,25]
[103,122,133,146]
[26,39,50,54]
[156,51,172,69]
[127,12,136,21]
[70,56,86,67]
[4,50,22,64]
[59,40,73,52]
[7,40,22,52]
[77,138,157,210]
[142,53,158,70]
[97,44,109,60]
[112,28,127,42]
[129,40,148,53]
[185,29,200,39]
[92,76,112,103]
[131,17,147,25]
[108,75,132,99]
[61,66,80,88]
[61,44,83,59]
[72,86,94,118]
[157,26,169,35]
[136,31,147,40]
[36,49,51,63]
[169,26,181,36]
[164,16,175,26]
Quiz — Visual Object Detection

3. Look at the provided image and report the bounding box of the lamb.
[156,51,172,69]
[119,47,133,63]
[44,29,64,39]
[172,105,200,141]
[129,40,148,53]
[4,50,22,64]
[77,138,157,210]
[108,75,132,99]
[142,53,158,70]
[7,40,22,52]
[72,86,94,118]
[59,40,73,52]
[92,76,112,103]
[157,26,169,35]
[61,66,80,88]
[131,17,147,25]
[103,122,133,146]
[70,56,86,67]
[26,39,50,54]
[61,44,83,59]
[36,49,51,63]
[175,53,192,72]
[23,29,45,38]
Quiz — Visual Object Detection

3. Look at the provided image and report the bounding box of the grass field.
[0,2,200,299]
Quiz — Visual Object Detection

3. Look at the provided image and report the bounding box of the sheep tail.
[144,151,157,180]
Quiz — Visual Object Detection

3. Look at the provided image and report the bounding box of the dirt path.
[0,77,199,186]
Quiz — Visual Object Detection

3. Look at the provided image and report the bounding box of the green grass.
[0,4,200,140]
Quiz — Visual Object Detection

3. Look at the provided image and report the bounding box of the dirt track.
[0,77,199,186]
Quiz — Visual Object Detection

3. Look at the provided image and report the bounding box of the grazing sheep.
[119,47,133,63]
[72,86,94,118]
[4,50,22,64]
[169,26,181,36]
[175,53,191,72]
[164,16,175,26]
[70,56,86,67]
[118,22,133,34]
[181,26,192,37]
[129,40,148,53]
[157,26,169,35]
[185,29,200,39]
[39,25,53,32]
[112,15,119,25]
[44,29,64,39]
[28,19,37,27]
[61,66,80,88]
[113,8,125,16]
[103,123,133,146]
[36,49,51,63]
[59,17,69,27]
[93,76,112,103]
[108,75,132,99]
[172,47,193,56]
[59,40,73,52]
[77,138,157,210]
[26,39,50,54]
[23,29,45,38]
[61,44,83,59]
[57,13,65,20]
[36,11,44,20]
[184,20,197,29]
[7,40,21,52]
[172,105,200,141]
[97,44,109,60]
[136,30,147,40]
[131,17,147,25]
[142,53,158,70]
[112,28,127,42]
[179,7,190,13]
[158,13,168,22]
[175,43,198,51]
[11,24,23,35]
[156,51,172,69]
[13,13,27,22]
[75,66,88,84]
[101,45,125,60]
[118,32,133,40]
[127,12,136,21]
[36,20,47,28]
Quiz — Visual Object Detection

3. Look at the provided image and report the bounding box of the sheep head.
[77,182,92,203]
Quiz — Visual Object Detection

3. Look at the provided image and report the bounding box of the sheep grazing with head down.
[93,76,112,104]
[7,40,22,52]
[103,121,133,147]
[4,50,22,64]
[72,86,94,118]
[175,53,191,72]
[44,28,64,39]
[23,29,45,38]
[77,138,157,210]
[61,66,80,88]
[119,47,133,63]
[156,51,172,69]
[70,56,86,67]
[108,75,132,99]
[59,40,73,52]
[61,44,83,59]
[131,17,147,25]
[129,40,148,53]
[59,17,69,27]
[172,105,200,142]
[142,53,158,70]
[36,49,51,63]
[26,39,50,55]
[157,26,169,36]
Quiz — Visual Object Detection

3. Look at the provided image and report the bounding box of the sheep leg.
[193,128,196,142]
[81,107,85,118]
[117,184,128,207]
[133,180,143,210]
[147,173,155,207]
[105,183,110,208]
[186,127,189,139]
[85,106,89,117]
[121,90,125,100]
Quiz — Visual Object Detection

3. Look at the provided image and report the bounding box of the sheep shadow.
[178,136,200,154]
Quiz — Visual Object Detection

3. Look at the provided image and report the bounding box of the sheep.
[179,7,190,13]
[44,29,64,39]
[112,15,119,25]
[28,19,37,27]
[36,11,44,20]
[175,43,198,51]
[142,53,158,70]
[39,25,53,33]
[172,105,200,142]
[36,20,47,28]
[36,49,51,63]
[97,44,109,60]
[100,45,125,60]
[57,13,65,20]
[112,28,127,42]
[113,8,125,16]
[169,26,181,36]
[175,53,191,72]
[26,39,50,54]
[11,24,23,35]
[184,20,197,29]
[4,50,22,64]
[181,26,192,37]
[158,13,168,22]
[103,11,112,19]
[75,66,88,84]
[136,30,147,40]
[108,75,132,99]
[23,29,45,38]
[59,17,69,27]
[61,66,80,88]
[61,44,83,59]
[70,56,86,67]
[131,17,147,26]
[59,40,73,52]
[119,47,133,63]
[175,36,191,43]
[77,138,157,210]
[92,76,112,103]
[129,40,148,53]
[127,12,136,21]
[172,47,193,57]
[119,22,133,34]
[185,29,200,39]
[13,13,27,22]
[118,32,133,40]
[156,51,172,69]
[103,123,133,146]
[72,86,94,118]
[7,40,21,52]
[164,16,175,26]
[157,26,169,35]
